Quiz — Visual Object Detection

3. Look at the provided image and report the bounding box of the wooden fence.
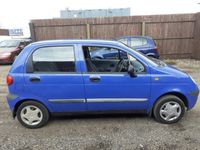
[0,29,9,36]
[29,13,200,59]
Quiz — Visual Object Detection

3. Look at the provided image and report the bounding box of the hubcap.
[20,105,43,126]
[160,101,181,121]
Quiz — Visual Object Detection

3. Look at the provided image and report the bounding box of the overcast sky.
[0,0,200,36]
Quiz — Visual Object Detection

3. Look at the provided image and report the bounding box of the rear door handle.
[29,77,40,82]
[89,75,101,82]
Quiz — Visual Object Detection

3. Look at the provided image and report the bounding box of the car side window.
[83,46,129,73]
[32,46,76,73]
[128,54,145,73]
[130,38,148,47]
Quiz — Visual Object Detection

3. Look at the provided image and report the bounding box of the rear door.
[24,45,86,112]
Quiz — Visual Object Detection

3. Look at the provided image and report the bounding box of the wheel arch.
[153,92,188,109]
[13,99,50,118]
[149,91,188,116]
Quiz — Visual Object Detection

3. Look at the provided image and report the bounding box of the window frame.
[26,45,77,74]
[81,45,146,75]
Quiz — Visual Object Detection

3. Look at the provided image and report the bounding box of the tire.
[16,101,49,129]
[153,95,185,124]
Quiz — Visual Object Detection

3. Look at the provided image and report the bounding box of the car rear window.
[130,38,148,47]
[32,46,76,72]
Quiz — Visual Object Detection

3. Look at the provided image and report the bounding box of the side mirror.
[128,65,137,78]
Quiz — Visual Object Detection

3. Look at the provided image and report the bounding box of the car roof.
[31,39,121,46]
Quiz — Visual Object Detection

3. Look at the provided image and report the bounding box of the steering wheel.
[114,59,127,72]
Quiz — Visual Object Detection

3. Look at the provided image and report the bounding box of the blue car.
[116,36,159,59]
[6,40,199,128]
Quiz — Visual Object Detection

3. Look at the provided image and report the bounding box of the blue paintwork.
[116,36,160,59]
[7,39,199,116]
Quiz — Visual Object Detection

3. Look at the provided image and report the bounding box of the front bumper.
[189,89,199,97]
[187,85,199,109]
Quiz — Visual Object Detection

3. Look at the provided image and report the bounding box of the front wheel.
[16,101,49,128]
[153,95,185,124]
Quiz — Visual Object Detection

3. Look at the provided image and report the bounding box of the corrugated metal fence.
[29,13,200,59]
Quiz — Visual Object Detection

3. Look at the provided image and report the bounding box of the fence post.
[193,12,200,59]
[86,24,91,39]
[0,29,9,36]
[29,23,36,42]
[141,21,146,36]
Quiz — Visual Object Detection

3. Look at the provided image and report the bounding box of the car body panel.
[6,40,199,116]
[82,73,150,111]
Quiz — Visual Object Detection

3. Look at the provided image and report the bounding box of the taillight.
[6,75,13,86]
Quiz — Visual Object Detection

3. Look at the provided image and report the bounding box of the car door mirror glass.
[128,64,137,77]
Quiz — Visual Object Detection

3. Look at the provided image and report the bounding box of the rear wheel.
[153,95,185,124]
[16,101,49,128]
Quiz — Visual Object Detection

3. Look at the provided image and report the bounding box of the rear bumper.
[7,93,20,118]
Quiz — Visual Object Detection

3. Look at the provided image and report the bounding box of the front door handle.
[89,75,101,82]
[29,77,40,82]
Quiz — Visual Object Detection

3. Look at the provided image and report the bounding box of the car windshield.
[122,43,166,67]
[0,40,20,48]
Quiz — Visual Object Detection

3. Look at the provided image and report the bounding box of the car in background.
[0,39,31,64]
[90,47,128,60]
[116,36,159,59]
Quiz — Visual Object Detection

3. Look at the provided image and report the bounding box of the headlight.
[1,52,11,57]
[190,75,197,84]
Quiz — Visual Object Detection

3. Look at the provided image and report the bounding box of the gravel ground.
[0,59,200,150]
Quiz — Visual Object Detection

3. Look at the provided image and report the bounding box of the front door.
[24,45,86,112]
[81,45,151,111]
